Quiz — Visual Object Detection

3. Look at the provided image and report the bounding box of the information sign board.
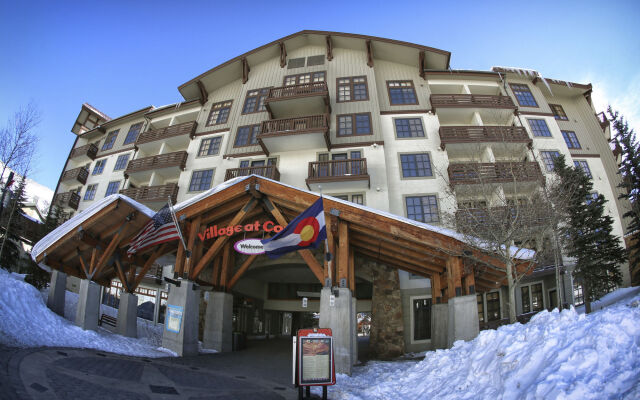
[166,304,184,333]
[295,328,336,386]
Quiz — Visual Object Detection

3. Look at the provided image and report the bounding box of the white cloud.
[582,73,640,133]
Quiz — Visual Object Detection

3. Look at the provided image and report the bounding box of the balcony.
[53,191,80,210]
[60,167,89,186]
[440,126,531,159]
[258,115,330,155]
[430,94,516,110]
[224,165,281,182]
[306,159,370,191]
[431,95,516,125]
[125,151,188,182]
[120,183,179,205]
[136,121,197,153]
[456,207,548,229]
[448,162,543,187]
[69,143,98,162]
[264,82,330,119]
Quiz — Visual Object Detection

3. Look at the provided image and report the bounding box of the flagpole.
[168,196,189,257]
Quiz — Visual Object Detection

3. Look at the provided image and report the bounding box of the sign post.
[293,328,335,400]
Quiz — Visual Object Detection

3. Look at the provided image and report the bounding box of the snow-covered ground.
[316,292,640,400]
[0,269,171,357]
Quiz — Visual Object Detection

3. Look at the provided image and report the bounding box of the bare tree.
[0,102,40,182]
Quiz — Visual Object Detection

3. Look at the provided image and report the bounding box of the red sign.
[295,328,336,387]
[198,220,283,241]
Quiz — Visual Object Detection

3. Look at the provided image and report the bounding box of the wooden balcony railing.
[307,159,369,182]
[448,162,542,185]
[119,183,179,204]
[266,82,329,102]
[439,126,531,148]
[456,207,548,228]
[260,115,329,138]
[69,143,98,160]
[124,151,188,175]
[136,121,197,145]
[224,166,280,181]
[53,191,81,210]
[60,167,89,185]
[430,94,516,110]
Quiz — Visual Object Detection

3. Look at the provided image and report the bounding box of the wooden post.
[348,247,355,292]
[446,256,463,298]
[431,273,442,304]
[220,242,232,291]
[464,266,476,295]
[183,217,201,278]
[212,256,221,289]
[337,220,349,288]
[174,240,185,278]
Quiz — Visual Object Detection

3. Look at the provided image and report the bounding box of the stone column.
[369,263,404,359]
[203,291,233,352]
[47,270,66,316]
[117,292,138,338]
[75,279,100,331]
[161,280,200,356]
[431,303,448,350]
[447,294,479,348]
[319,287,355,375]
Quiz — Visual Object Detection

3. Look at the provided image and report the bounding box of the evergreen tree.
[553,155,626,313]
[607,107,640,282]
[24,203,64,289]
[0,175,29,270]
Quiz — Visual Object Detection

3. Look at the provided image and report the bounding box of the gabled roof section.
[71,103,111,135]
[178,30,451,101]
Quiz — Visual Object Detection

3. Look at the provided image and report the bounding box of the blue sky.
[1,0,638,190]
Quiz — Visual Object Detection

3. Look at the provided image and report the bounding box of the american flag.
[127,204,179,255]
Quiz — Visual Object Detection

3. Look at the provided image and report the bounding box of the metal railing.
[308,159,368,180]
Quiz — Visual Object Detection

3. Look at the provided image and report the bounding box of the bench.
[98,314,117,328]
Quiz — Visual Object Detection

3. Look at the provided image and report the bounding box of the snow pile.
[0,269,172,357]
[324,292,640,400]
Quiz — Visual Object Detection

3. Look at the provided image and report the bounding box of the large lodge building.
[40,31,630,373]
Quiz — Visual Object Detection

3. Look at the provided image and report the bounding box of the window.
[510,83,538,107]
[242,88,270,114]
[574,160,592,178]
[123,123,143,145]
[406,195,439,223]
[206,100,232,126]
[387,81,418,105]
[527,118,552,137]
[332,194,364,205]
[198,136,222,156]
[287,57,305,69]
[83,184,98,201]
[113,154,130,171]
[92,159,107,175]
[486,292,501,321]
[540,151,561,172]
[337,76,368,102]
[550,104,568,120]
[188,169,214,192]
[573,283,584,306]
[477,294,485,322]
[337,113,371,136]
[105,181,120,196]
[395,118,425,138]
[400,153,433,178]
[234,124,260,147]
[101,130,119,151]
[521,283,544,313]
[562,130,581,149]
[284,72,325,86]
[413,297,432,341]
[306,55,325,66]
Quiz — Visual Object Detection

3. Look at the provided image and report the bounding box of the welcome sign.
[234,238,265,255]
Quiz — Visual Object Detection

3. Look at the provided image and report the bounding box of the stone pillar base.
[203,291,233,352]
[447,295,479,348]
[117,293,138,338]
[47,270,66,316]
[75,279,100,331]
[431,303,448,350]
[319,287,355,375]
[161,280,200,356]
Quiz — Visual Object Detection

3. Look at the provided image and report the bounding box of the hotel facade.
[48,31,630,367]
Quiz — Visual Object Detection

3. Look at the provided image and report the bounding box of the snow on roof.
[82,103,111,121]
[31,194,154,262]
[174,175,535,261]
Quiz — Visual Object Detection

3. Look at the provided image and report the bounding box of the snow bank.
[0,269,172,357]
[322,291,640,400]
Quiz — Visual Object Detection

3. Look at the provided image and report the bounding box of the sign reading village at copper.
[300,337,333,385]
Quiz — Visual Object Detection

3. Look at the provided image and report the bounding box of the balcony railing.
[448,162,542,186]
[136,121,197,145]
[439,126,531,148]
[125,151,188,175]
[120,183,179,204]
[307,159,369,185]
[430,94,516,110]
[53,191,81,210]
[224,166,280,181]
[60,167,89,185]
[266,82,329,102]
[260,115,329,138]
[69,143,98,160]
[456,207,548,228]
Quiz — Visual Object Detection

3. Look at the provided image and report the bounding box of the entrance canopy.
[33,176,535,300]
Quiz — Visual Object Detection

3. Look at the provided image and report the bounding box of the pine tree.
[24,204,64,289]
[0,175,29,270]
[553,155,626,313]
[607,107,640,283]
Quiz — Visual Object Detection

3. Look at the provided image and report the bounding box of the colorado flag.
[261,197,327,259]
